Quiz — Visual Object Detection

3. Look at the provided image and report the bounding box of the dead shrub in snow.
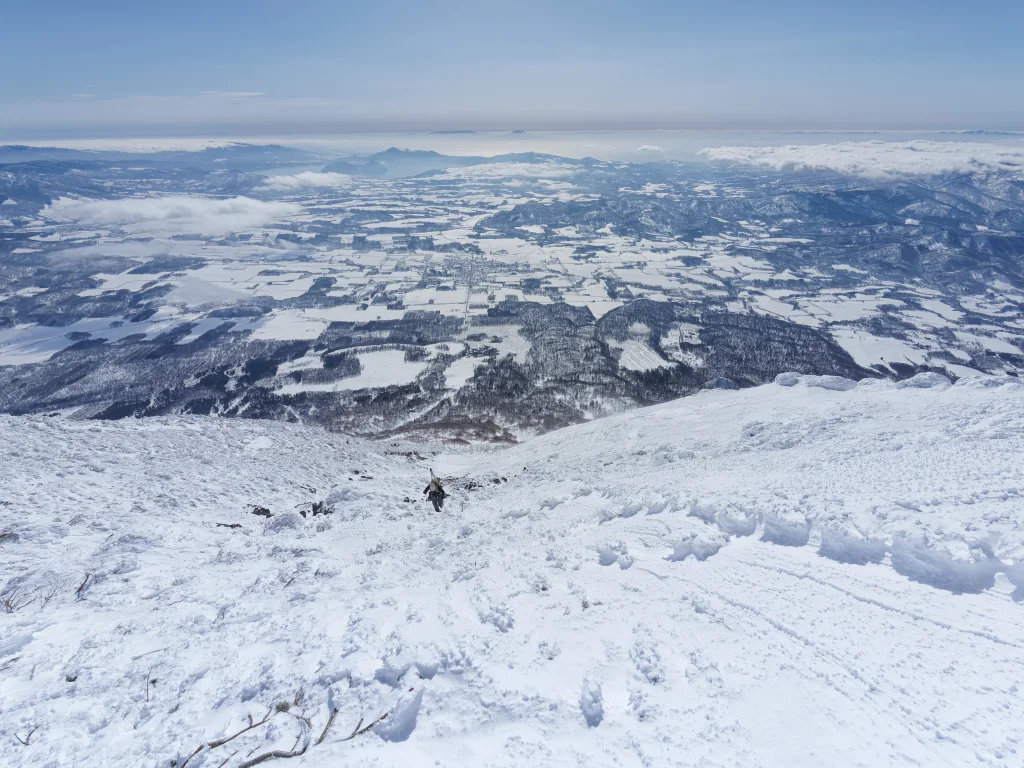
[38,573,70,609]
[1,571,73,612]
[296,500,334,518]
[1,586,34,613]
[174,687,390,768]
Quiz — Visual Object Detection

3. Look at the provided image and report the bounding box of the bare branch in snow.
[314,708,338,746]
[178,744,204,768]
[15,725,39,746]
[237,719,310,768]
[340,712,388,741]
[75,573,92,600]
[1,586,35,613]
[207,707,274,749]
[131,646,170,661]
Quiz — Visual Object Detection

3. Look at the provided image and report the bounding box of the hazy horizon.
[3,129,1022,171]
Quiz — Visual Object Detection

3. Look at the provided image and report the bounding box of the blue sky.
[2,0,1022,137]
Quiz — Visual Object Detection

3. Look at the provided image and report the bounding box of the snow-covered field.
[2,374,1024,767]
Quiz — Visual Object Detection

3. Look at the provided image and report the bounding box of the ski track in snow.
[2,374,1024,767]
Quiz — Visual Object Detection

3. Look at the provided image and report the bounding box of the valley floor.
[2,373,1023,767]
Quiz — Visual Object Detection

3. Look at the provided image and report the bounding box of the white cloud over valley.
[258,172,353,191]
[15,138,248,153]
[699,140,1024,179]
[439,162,576,179]
[43,195,301,235]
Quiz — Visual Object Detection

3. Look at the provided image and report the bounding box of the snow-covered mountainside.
[2,373,1023,767]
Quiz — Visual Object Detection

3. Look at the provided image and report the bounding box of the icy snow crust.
[2,376,1024,767]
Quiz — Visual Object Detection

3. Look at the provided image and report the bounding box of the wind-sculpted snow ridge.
[2,376,1024,767]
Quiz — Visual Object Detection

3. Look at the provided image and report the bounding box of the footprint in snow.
[478,603,514,632]
[580,679,603,727]
[630,630,665,685]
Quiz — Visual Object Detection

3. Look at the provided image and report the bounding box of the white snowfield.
[2,374,1024,768]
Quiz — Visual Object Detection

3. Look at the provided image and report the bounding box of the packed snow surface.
[2,374,1024,767]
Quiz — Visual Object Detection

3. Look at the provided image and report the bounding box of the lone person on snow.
[424,471,447,512]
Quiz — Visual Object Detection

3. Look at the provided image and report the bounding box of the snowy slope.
[2,374,1024,768]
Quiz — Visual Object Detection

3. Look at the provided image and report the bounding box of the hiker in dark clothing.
[424,472,447,512]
